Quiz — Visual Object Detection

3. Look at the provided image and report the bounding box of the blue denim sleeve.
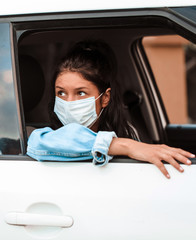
[27,123,116,166]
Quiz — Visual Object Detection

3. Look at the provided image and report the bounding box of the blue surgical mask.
[54,93,103,127]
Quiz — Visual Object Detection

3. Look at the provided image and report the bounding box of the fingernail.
[179,167,184,172]
[191,154,195,158]
[167,174,170,179]
[187,160,192,164]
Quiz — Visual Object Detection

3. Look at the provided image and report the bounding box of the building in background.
[143,35,196,124]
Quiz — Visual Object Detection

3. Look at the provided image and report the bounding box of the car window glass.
[171,7,196,25]
[143,35,196,124]
[0,23,21,155]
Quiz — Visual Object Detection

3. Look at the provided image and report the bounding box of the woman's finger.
[161,145,195,160]
[162,154,184,173]
[159,148,191,165]
[155,152,184,173]
[153,160,170,179]
[171,152,192,165]
[160,148,192,166]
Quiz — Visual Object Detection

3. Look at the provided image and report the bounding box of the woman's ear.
[101,88,111,108]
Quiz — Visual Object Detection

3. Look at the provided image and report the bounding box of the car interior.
[17,25,175,146]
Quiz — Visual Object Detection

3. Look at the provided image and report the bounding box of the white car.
[0,1,196,239]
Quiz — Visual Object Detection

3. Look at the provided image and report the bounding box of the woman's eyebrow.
[55,86,64,89]
[75,87,89,90]
[55,86,89,90]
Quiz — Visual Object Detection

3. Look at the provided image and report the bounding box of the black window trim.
[10,22,27,154]
[131,39,168,143]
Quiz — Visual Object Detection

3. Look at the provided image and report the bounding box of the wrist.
[108,138,133,156]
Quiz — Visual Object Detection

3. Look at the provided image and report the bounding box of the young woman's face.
[55,71,110,117]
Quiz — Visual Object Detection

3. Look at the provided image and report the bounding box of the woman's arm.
[27,123,194,178]
[108,138,194,178]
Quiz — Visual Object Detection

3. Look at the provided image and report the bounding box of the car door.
[0,6,196,240]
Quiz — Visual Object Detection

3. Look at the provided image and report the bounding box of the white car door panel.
[0,161,196,240]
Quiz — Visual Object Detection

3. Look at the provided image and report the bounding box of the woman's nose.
[66,95,76,102]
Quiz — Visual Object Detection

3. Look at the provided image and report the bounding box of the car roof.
[0,0,196,16]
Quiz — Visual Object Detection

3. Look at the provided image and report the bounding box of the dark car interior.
[17,22,174,144]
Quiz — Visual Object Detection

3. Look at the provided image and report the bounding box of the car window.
[0,23,21,155]
[14,12,196,147]
[170,6,196,25]
[143,35,196,124]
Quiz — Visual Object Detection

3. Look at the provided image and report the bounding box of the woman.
[27,40,194,179]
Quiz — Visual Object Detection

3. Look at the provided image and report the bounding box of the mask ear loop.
[88,92,104,129]
[88,108,104,129]
[95,92,104,101]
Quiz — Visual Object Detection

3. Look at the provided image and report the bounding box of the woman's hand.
[108,138,195,179]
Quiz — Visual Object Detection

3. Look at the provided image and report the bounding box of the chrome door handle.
[5,212,73,228]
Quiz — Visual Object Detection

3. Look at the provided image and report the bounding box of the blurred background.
[143,35,196,124]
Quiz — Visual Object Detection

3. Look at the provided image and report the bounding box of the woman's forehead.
[55,72,98,90]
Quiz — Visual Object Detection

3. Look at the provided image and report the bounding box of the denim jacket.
[27,123,117,166]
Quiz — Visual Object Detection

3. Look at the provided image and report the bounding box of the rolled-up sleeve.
[92,131,117,166]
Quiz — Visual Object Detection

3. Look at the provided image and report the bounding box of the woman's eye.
[58,91,66,97]
[78,91,86,97]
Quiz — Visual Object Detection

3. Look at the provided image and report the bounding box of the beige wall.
[143,36,189,124]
